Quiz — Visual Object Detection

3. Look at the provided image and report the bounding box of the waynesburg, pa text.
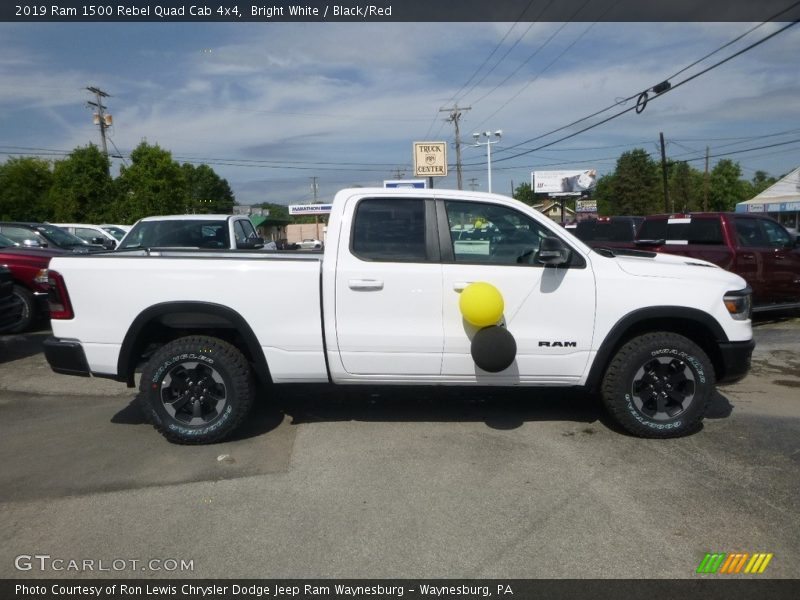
[15,583,512,597]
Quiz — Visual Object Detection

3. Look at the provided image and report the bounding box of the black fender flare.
[117,301,270,387]
[585,306,728,390]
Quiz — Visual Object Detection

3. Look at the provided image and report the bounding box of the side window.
[760,219,791,248]
[734,218,768,247]
[444,200,550,265]
[686,219,724,245]
[238,219,258,241]
[233,221,249,245]
[74,227,98,243]
[352,198,427,261]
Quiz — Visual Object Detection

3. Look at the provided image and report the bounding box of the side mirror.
[23,239,44,248]
[536,236,570,266]
[102,238,116,250]
[237,236,265,250]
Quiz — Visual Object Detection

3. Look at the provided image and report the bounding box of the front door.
[438,199,596,383]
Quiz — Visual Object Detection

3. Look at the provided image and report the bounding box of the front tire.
[138,336,255,444]
[601,332,714,438]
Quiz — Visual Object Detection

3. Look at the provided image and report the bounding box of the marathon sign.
[288,204,333,215]
[413,142,448,177]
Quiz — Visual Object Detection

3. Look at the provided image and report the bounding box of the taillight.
[47,270,74,319]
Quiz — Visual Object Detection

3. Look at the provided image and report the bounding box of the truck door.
[334,197,444,376]
[438,199,596,382]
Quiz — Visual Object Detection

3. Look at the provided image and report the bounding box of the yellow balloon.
[459,282,504,327]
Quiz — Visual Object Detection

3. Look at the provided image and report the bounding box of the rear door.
[333,196,443,376]
[758,218,800,302]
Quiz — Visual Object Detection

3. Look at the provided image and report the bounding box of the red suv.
[636,212,800,310]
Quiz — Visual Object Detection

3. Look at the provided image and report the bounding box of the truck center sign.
[413,142,448,177]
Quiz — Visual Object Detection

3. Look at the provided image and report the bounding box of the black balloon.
[471,326,517,373]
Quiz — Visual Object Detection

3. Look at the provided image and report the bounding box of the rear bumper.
[716,339,755,385]
[43,337,91,377]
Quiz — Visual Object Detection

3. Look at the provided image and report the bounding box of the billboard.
[533,169,597,194]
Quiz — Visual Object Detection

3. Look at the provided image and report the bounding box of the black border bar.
[4,0,800,22]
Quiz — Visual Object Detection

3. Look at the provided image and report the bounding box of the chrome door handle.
[348,279,384,291]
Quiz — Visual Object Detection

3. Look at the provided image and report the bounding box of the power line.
[484,19,800,166]
[492,8,800,159]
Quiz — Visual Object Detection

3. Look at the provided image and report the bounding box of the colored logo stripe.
[697,552,773,574]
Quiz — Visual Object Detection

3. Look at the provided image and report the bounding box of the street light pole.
[472,130,502,193]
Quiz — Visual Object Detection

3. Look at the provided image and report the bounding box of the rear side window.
[575,219,635,242]
[638,219,723,244]
[352,198,427,261]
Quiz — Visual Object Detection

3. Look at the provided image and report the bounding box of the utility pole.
[310,176,321,239]
[392,167,406,179]
[703,146,710,212]
[659,132,670,213]
[86,86,111,164]
[440,105,471,190]
[467,177,479,191]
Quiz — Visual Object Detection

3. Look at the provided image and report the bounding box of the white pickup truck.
[43,188,755,444]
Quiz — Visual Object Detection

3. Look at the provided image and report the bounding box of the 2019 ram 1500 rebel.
[43,189,755,444]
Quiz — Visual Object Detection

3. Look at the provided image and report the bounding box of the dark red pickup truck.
[635,212,800,311]
[0,235,62,332]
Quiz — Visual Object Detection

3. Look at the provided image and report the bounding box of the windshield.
[101,226,127,241]
[0,233,18,248]
[37,225,90,248]
[119,220,229,249]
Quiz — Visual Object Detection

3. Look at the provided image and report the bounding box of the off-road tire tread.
[601,332,714,439]
[7,285,34,334]
[138,335,254,444]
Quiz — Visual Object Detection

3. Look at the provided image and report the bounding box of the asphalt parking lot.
[0,315,798,579]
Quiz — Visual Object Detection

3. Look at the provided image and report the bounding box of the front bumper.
[43,337,91,377]
[716,339,756,385]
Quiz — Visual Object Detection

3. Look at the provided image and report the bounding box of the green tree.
[592,173,615,216]
[669,161,704,213]
[182,163,235,213]
[513,182,535,206]
[113,143,187,222]
[708,159,745,211]
[609,149,660,215]
[257,202,290,220]
[48,145,113,222]
[0,157,54,221]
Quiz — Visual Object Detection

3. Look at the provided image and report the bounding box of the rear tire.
[601,332,714,438]
[138,335,254,444]
[7,285,34,333]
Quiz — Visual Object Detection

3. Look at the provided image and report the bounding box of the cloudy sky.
[1,14,799,205]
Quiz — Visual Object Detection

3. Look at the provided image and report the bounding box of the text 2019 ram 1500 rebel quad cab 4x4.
[43,189,755,444]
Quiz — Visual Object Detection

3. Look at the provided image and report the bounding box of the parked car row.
[573,212,800,311]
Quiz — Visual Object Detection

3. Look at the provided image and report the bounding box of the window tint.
[352,198,427,261]
[760,219,791,247]
[118,220,228,249]
[638,220,667,240]
[638,219,723,244]
[684,219,723,244]
[575,219,635,242]
[734,218,768,247]
[233,220,249,245]
[445,200,551,265]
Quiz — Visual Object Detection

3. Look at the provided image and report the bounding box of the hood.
[609,250,747,288]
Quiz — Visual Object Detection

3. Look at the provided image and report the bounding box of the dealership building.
[736,166,800,230]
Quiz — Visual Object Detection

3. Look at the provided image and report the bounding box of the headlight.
[723,287,752,321]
